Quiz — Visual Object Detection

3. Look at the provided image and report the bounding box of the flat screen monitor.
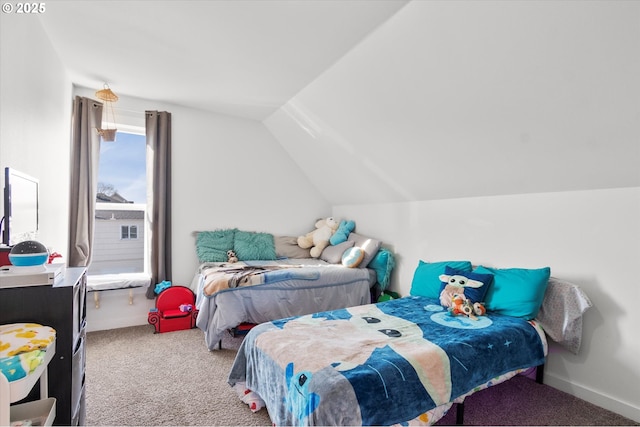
[2,167,39,246]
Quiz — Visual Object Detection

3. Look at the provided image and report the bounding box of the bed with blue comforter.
[228,295,548,426]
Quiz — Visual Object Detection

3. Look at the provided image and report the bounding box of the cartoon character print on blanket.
[233,296,547,426]
[285,363,320,423]
[425,303,493,330]
[254,304,451,425]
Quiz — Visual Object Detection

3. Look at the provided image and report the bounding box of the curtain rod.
[112,106,145,115]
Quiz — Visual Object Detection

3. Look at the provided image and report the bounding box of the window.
[121,225,138,240]
[90,130,148,275]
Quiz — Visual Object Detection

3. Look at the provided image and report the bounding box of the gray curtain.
[145,110,172,298]
[68,96,102,267]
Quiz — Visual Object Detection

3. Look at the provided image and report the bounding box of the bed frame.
[454,364,544,424]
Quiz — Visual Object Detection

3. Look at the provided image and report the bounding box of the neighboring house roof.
[97,191,132,203]
[96,210,144,221]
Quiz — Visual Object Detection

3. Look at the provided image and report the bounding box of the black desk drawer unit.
[0,267,87,426]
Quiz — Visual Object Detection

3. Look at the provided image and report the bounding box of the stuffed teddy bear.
[297,217,339,258]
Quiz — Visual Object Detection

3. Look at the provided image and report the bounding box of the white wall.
[0,12,72,255]
[171,105,332,285]
[333,187,640,422]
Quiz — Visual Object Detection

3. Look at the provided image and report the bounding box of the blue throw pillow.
[329,220,355,245]
[367,248,396,290]
[475,265,551,320]
[438,266,493,305]
[196,229,237,262]
[409,260,472,298]
[233,230,277,261]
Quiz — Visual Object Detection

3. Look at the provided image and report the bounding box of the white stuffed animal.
[227,250,239,263]
[297,217,339,258]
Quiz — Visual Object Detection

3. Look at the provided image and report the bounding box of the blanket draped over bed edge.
[201,264,307,296]
[229,296,547,426]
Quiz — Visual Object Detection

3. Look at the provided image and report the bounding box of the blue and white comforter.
[228,296,547,426]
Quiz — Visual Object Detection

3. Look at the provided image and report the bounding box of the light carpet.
[85,325,271,426]
[85,325,638,426]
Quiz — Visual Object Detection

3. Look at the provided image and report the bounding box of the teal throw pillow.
[368,248,395,290]
[410,260,472,298]
[330,220,355,245]
[196,229,237,262]
[233,230,277,261]
[438,266,493,305]
[475,265,551,320]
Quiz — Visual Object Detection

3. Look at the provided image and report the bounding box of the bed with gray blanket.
[190,230,390,350]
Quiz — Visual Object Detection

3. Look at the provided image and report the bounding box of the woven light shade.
[96,85,119,102]
[96,83,118,142]
[97,129,117,141]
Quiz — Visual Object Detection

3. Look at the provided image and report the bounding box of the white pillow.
[320,241,354,263]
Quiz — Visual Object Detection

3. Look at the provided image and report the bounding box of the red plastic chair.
[147,286,198,333]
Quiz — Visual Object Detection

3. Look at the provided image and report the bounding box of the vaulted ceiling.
[36,1,639,205]
[38,0,408,121]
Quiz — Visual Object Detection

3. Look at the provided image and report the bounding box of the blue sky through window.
[98,131,146,203]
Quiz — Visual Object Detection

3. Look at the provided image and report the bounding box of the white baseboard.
[86,287,155,333]
[545,372,640,423]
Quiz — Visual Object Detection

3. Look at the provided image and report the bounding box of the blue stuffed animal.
[329,219,355,245]
[154,280,171,295]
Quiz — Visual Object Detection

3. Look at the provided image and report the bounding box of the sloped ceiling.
[37,1,639,206]
[265,0,640,205]
[37,0,408,120]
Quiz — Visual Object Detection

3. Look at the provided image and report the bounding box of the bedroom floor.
[85,325,639,426]
[85,326,272,426]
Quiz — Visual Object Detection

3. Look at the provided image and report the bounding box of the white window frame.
[120,225,138,240]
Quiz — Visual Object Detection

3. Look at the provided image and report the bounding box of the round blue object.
[9,240,49,266]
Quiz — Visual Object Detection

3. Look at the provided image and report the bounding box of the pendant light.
[95,83,118,142]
